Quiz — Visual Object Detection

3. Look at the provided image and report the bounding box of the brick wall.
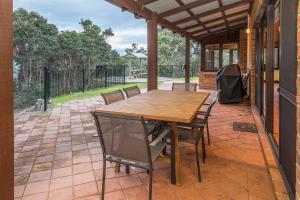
[198,72,217,90]
[239,29,248,73]
[247,27,256,105]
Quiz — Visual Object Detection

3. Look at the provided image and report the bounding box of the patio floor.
[14,83,277,200]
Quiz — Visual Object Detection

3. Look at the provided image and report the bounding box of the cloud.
[13,0,147,54]
[107,27,147,54]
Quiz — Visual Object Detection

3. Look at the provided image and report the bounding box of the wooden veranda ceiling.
[106,0,251,41]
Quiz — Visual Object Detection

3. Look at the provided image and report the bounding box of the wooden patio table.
[94,90,210,185]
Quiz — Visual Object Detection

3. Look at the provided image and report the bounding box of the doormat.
[233,122,258,133]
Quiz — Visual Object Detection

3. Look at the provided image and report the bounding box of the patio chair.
[91,112,170,200]
[122,85,164,140]
[195,92,218,146]
[101,89,125,105]
[123,85,141,98]
[177,126,205,182]
[172,82,197,92]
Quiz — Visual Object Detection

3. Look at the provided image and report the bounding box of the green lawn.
[51,82,147,106]
[175,77,199,81]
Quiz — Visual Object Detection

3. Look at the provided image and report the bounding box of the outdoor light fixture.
[246,28,251,34]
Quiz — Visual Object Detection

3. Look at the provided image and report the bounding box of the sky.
[13,0,147,55]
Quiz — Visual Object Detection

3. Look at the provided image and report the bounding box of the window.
[205,44,219,70]
[223,43,238,66]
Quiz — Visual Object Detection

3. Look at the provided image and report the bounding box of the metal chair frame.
[91,112,170,200]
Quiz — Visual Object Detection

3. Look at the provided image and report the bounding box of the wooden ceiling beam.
[175,0,211,34]
[190,17,247,35]
[159,0,216,18]
[198,24,246,40]
[138,0,159,5]
[184,9,249,31]
[217,0,230,30]
[106,0,201,42]
[174,0,250,25]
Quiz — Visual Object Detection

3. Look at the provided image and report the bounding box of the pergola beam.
[174,0,249,25]
[185,35,190,83]
[159,0,216,18]
[147,13,158,90]
[183,10,249,31]
[217,0,230,30]
[198,25,246,40]
[106,0,201,42]
[191,17,247,35]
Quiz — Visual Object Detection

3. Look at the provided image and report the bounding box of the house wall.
[239,29,248,74]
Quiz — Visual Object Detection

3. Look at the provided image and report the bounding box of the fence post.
[104,66,108,88]
[123,65,126,85]
[43,65,50,111]
[82,68,85,92]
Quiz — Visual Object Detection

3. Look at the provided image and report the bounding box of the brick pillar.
[247,27,256,105]
[239,29,248,73]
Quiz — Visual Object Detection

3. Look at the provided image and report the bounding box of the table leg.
[170,122,182,186]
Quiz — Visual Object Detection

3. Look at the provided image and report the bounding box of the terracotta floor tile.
[28,170,51,183]
[104,191,126,200]
[123,186,148,200]
[50,175,73,190]
[73,171,95,185]
[49,187,73,200]
[74,181,99,199]
[73,163,93,174]
[14,185,25,198]
[14,87,280,200]
[74,195,100,200]
[118,175,142,189]
[22,192,48,200]
[24,180,50,196]
[97,178,122,193]
[52,167,72,178]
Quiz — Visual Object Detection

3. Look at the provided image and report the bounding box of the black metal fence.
[44,64,126,110]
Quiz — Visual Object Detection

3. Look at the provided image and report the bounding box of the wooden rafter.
[138,0,159,5]
[106,0,201,42]
[159,0,216,18]
[174,0,211,34]
[198,24,246,40]
[184,10,249,31]
[174,0,249,25]
[191,17,247,35]
[217,0,230,30]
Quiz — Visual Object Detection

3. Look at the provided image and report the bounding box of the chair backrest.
[91,112,151,164]
[172,83,197,92]
[101,90,125,105]
[123,86,141,98]
[204,93,217,121]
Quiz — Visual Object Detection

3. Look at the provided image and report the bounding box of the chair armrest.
[150,127,171,146]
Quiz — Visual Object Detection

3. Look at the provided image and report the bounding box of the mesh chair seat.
[105,141,166,168]
[177,127,201,144]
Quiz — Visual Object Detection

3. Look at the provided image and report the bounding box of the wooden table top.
[95,90,210,123]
